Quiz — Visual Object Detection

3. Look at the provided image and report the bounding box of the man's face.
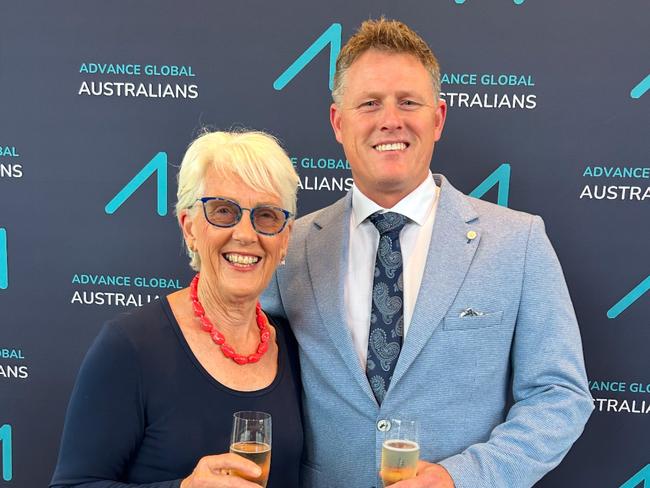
[330,49,446,207]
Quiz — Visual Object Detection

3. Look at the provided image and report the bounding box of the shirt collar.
[351,172,438,228]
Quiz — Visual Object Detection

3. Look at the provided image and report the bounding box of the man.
[263,18,593,488]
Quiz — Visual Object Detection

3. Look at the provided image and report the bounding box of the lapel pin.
[466,230,477,243]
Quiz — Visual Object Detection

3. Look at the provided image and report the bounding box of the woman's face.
[180,167,292,304]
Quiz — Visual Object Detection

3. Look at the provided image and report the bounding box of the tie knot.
[368,211,408,236]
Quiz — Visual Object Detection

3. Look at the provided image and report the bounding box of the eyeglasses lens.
[204,200,241,226]
[252,207,286,234]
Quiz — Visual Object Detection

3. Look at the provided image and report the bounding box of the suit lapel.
[391,175,481,387]
[306,193,377,402]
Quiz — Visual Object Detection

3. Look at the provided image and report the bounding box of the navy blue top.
[51,298,303,488]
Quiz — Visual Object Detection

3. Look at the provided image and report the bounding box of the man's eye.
[401,100,420,108]
[358,100,378,108]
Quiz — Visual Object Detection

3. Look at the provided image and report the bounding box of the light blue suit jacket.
[262,175,593,488]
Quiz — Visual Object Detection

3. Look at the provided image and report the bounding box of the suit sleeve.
[438,215,594,488]
[50,322,181,488]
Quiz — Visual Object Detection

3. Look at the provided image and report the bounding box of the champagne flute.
[229,411,272,487]
[380,419,419,486]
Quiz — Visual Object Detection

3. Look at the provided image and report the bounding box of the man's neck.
[357,179,429,209]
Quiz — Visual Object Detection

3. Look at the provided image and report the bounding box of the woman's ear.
[179,210,196,251]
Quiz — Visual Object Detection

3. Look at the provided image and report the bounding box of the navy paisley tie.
[366,211,408,404]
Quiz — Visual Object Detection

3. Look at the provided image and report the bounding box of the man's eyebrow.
[395,90,426,99]
[351,91,382,100]
[352,90,424,99]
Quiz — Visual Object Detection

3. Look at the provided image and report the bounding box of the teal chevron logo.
[0,228,7,290]
[273,23,341,91]
[470,163,511,207]
[607,275,650,319]
[620,464,650,488]
[455,0,526,4]
[105,152,168,216]
[631,74,650,99]
[0,424,12,481]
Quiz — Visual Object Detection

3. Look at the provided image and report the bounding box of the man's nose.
[380,102,403,131]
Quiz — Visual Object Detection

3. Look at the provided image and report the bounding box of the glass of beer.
[229,411,272,487]
[380,419,419,486]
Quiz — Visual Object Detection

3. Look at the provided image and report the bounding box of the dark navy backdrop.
[1,1,648,486]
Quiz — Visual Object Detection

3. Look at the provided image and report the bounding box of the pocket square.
[459,308,485,318]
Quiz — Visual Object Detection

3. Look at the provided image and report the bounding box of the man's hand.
[389,461,455,488]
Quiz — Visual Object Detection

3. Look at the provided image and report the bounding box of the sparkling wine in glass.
[229,411,272,487]
[380,419,419,486]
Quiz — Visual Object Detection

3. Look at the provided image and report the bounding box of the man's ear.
[433,98,447,142]
[330,103,344,144]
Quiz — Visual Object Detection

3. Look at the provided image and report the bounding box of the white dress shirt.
[344,173,440,369]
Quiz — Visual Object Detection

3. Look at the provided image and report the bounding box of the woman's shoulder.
[104,298,173,337]
[94,298,178,357]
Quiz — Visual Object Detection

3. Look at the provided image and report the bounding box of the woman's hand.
[180,453,264,488]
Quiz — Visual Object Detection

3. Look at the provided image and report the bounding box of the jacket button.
[377,419,391,432]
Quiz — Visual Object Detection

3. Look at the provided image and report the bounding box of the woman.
[50,130,302,488]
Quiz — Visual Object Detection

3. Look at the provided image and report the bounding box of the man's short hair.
[332,18,441,104]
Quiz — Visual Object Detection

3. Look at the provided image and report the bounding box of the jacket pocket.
[443,311,503,331]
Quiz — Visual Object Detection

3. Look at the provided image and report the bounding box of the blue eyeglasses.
[191,197,293,236]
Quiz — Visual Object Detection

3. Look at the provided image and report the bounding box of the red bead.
[211,332,225,345]
[221,344,236,357]
[199,318,211,332]
[233,355,248,365]
[190,275,200,294]
[257,342,269,354]
[192,301,205,317]
[260,330,271,342]
[247,353,261,363]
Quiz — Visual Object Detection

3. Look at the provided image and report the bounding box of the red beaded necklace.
[189,273,270,365]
